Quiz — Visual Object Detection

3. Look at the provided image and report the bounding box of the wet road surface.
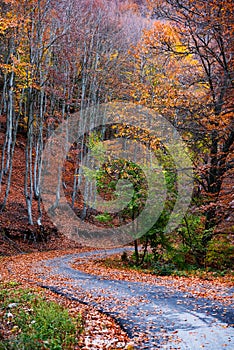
[37,248,234,349]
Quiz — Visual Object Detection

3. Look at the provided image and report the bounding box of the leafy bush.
[153,261,177,276]
[95,212,112,223]
[206,235,234,269]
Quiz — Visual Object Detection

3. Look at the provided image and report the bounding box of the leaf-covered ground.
[71,251,234,305]
[0,248,132,349]
[38,248,234,349]
[0,246,233,349]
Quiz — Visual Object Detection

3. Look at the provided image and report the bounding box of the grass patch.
[0,282,83,350]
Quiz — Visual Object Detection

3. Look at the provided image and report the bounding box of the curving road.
[37,248,234,349]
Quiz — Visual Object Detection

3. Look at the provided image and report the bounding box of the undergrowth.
[0,282,83,350]
[102,251,234,280]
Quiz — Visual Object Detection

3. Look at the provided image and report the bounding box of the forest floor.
[0,246,233,349]
[0,116,234,349]
[0,247,132,349]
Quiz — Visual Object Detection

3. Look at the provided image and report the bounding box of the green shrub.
[153,261,177,276]
[206,235,234,269]
[95,212,112,223]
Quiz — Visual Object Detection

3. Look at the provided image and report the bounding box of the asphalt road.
[38,248,234,349]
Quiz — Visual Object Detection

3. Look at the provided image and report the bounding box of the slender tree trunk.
[25,88,34,225]
[134,239,139,265]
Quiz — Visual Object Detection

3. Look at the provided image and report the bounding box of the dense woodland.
[0,0,233,269]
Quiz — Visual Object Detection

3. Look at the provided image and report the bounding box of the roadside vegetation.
[100,249,234,279]
[0,282,83,350]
